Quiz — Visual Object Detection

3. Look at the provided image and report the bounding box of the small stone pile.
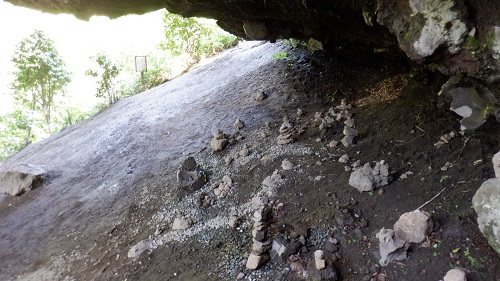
[434,131,457,147]
[325,99,356,147]
[246,196,272,270]
[211,175,233,198]
[277,117,295,145]
[232,119,245,142]
[348,160,391,192]
[210,129,229,151]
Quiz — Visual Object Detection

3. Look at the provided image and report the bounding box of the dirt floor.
[1,41,499,281]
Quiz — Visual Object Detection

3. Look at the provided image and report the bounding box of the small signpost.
[135,56,147,90]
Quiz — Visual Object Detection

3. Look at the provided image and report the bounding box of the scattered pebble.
[441,162,453,171]
[338,154,349,163]
[234,119,245,129]
[328,140,339,148]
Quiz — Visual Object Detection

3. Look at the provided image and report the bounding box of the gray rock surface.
[348,161,391,192]
[393,210,433,243]
[376,228,409,266]
[472,178,500,255]
[0,163,46,196]
[176,157,207,191]
[443,268,467,281]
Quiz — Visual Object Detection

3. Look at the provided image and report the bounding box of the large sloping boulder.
[0,163,46,196]
[472,178,500,255]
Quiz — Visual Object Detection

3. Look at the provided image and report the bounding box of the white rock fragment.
[443,268,467,281]
[172,217,191,230]
[328,140,339,148]
[297,108,304,117]
[393,210,433,243]
[281,159,294,170]
[127,239,153,259]
[338,154,349,163]
[441,161,453,171]
[314,250,326,270]
[399,171,414,180]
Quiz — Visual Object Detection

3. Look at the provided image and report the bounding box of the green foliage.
[283,39,306,49]
[0,109,35,160]
[85,53,121,105]
[10,30,71,125]
[272,51,291,61]
[161,12,238,62]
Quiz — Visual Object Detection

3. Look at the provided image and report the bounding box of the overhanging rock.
[5,0,500,101]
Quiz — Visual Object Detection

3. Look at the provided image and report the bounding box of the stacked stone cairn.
[277,117,295,145]
[246,196,272,270]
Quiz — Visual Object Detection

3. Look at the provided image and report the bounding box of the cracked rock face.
[6,0,500,97]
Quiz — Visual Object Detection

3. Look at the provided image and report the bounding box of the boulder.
[472,178,500,255]
[393,210,433,243]
[443,268,467,281]
[376,228,409,266]
[0,163,46,196]
[176,157,207,191]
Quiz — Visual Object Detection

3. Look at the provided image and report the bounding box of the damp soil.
[0,41,499,281]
